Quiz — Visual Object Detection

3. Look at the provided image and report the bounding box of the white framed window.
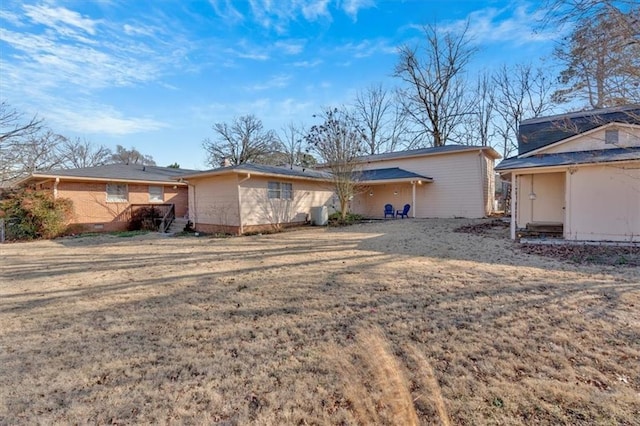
[148,185,163,202]
[268,181,293,199]
[106,183,128,202]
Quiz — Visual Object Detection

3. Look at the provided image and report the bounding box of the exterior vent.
[605,129,619,144]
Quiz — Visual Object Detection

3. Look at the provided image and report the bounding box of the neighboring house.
[496,105,640,242]
[183,145,500,235]
[178,163,335,235]
[13,164,195,233]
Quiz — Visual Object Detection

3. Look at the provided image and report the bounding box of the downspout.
[237,173,251,234]
[53,177,60,199]
[510,173,517,240]
[189,184,196,227]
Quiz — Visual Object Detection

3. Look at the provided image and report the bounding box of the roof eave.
[357,177,434,185]
[22,173,188,186]
[178,168,330,182]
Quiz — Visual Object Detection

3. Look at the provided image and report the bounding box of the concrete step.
[164,218,189,234]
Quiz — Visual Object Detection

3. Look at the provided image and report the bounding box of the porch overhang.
[355,167,433,185]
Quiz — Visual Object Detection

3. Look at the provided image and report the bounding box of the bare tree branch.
[394,22,476,147]
[203,115,281,167]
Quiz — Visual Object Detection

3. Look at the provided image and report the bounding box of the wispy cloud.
[0,2,195,136]
[54,107,166,135]
[245,74,292,91]
[275,40,305,55]
[207,0,244,25]
[292,59,323,68]
[341,0,376,21]
[338,38,396,58]
[242,0,375,32]
[441,2,559,46]
[23,4,99,35]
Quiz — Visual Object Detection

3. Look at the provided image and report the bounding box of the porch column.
[412,181,416,218]
[510,173,516,240]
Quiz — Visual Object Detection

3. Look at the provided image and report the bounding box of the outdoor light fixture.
[529,192,537,200]
[394,191,398,195]
[369,190,373,196]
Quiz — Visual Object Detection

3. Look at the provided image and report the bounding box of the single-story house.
[496,105,640,242]
[178,163,335,235]
[182,145,500,235]
[13,164,194,233]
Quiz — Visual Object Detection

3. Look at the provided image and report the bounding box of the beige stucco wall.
[188,174,241,228]
[238,176,334,227]
[565,163,640,241]
[516,172,565,227]
[354,149,492,218]
[537,126,640,155]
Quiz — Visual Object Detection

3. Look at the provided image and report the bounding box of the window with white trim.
[267,181,293,199]
[148,185,163,202]
[106,183,128,202]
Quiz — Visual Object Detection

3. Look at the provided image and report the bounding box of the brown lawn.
[0,219,638,425]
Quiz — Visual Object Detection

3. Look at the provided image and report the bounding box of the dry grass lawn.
[1,218,639,425]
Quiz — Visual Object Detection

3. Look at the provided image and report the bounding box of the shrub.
[128,206,161,231]
[0,187,73,240]
[328,211,364,226]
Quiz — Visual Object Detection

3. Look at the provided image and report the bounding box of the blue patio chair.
[384,204,395,218]
[396,204,410,219]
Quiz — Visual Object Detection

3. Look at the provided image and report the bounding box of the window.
[267,181,293,199]
[605,129,619,144]
[149,185,163,202]
[106,183,128,202]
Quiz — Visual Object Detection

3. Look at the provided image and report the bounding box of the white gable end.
[526,124,640,156]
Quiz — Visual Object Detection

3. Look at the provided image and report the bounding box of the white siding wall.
[239,176,334,226]
[566,164,640,241]
[357,150,488,218]
[189,174,241,226]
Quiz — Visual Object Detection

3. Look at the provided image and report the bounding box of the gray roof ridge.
[522,105,640,126]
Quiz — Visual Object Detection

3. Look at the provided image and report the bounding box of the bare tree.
[492,64,555,158]
[545,1,640,108]
[305,108,367,220]
[59,137,112,169]
[0,103,70,182]
[110,145,156,166]
[543,0,639,44]
[203,115,280,167]
[0,102,44,146]
[456,72,495,146]
[278,122,307,167]
[353,84,394,155]
[7,131,66,179]
[394,22,476,147]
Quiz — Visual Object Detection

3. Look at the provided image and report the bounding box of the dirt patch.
[455,219,640,267]
[1,219,638,424]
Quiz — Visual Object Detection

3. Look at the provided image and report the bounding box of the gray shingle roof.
[518,105,640,155]
[30,164,199,183]
[179,163,331,180]
[495,147,640,171]
[357,167,432,182]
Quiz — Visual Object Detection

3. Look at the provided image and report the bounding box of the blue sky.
[0,0,560,169]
